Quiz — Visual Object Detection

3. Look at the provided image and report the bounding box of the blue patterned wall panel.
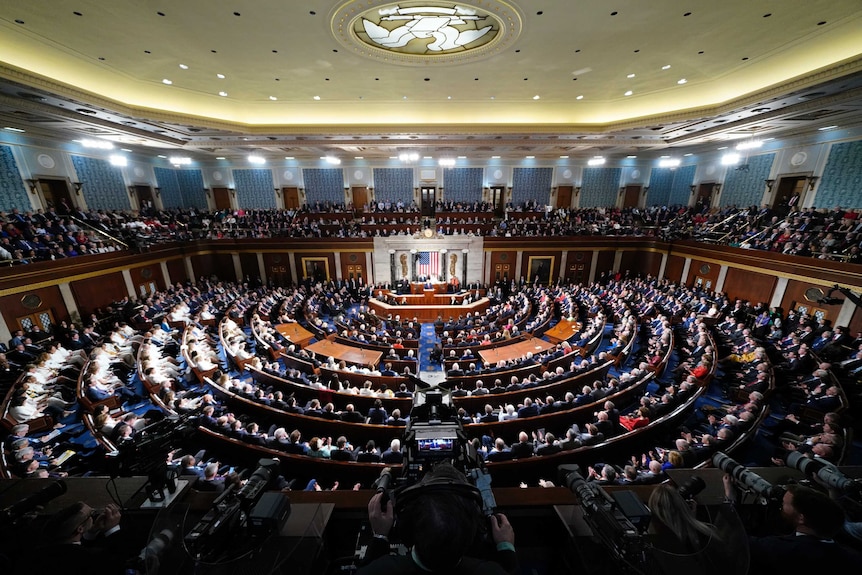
[303,168,345,205]
[70,155,131,211]
[512,167,552,206]
[816,141,862,208]
[154,167,183,209]
[719,153,774,207]
[443,167,483,204]
[668,165,697,206]
[580,167,621,207]
[0,145,30,212]
[176,169,207,209]
[373,168,413,204]
[646,168,673,206]
[233,169,276,209]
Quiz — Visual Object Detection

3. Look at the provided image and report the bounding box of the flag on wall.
[417,251,439,278]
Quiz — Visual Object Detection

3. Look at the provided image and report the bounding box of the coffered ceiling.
[1,1,861,162]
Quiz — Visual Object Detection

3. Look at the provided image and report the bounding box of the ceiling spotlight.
[169,156,192,165]
[355,156,364,160]
[218,91,228,97]
[736,140,763,150]
[533,95,540,100]
[559,155,569,159]
[721,153,741,165]
[624,90,633,96]
[269,96,278,101]
[576,95,584,100]
[81,139,114,149]
[525,155,535,159]
[109,155,127,167]
[162,78,173,85]
[284,156,294,160]
[626,73,636,78]
[248,155,266,165]
[313,95,321,100]
[216,157,226,160]
[588,157,606,166]
[438,158,456,167]
[179,64,188,69]
[677,78,687,84]
[662,64,671,70]
[3,126,25,133]
[658,158,681,168]
[627,155,637,159]
[818,125,838,131]
[399,152,419,162]
[491,155,501,159]
[324,155,341,165]
[216,73,225,79]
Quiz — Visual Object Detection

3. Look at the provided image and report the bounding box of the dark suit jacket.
[509,441,534,459]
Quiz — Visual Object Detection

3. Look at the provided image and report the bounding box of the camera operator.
[723,476,862,573]
[358,462,517,574]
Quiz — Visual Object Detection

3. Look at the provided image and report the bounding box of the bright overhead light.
[677,78,687,84]
[313,95,321,100]
[248,155,266,165]
[576,95,584,100]
[218,91,228,97]
[216,73,225,79]
[525,155,535,159]
[179,64,188,70]
[109,155,127,167]
[162,78,172,85]
[736,140,763,150]
[627,155,637,159]
[818,125,838,130]
[491,155,500,159]
[3,126,25,133]
[624,90,633,96]
[423,156,433,160]
[559,155,569,159]
[216,157,226,160]
[170,156,192,165]
[120,148,132,152]
[662,64,671,70]
[717,146,728,150]
[626,73,636,78]
[457,156,467,159]
[587,157,606,166]
[81,139,114,149]
[399,152,419,162]
[532,95,540,100]
[658,158,681,168]
[269,96,277,101]
[683,153,693,157]
[721,153,741,165]
[355,156,364,160]
[157,155,167,158]
[324,155,341,165]
[438,158,456,167]
[284,156,294,160]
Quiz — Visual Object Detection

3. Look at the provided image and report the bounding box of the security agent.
[358,462,517,574]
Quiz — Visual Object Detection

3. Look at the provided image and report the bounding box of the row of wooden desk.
[368,297,490,323]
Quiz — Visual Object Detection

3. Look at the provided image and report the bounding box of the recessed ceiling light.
[677,78,687,84]
[559,155,569,159]
[525,155,535,159]
[218,91,228,97]
[627,73,636,78]
[157,155,167,158]
[120,148,132,152]
[389,156,398,160]
[423,156,433,160]
[588,157,606,166]
[662,65,671,70]
[447,96,452,99]
[403,95,408,100]
[284,156,294,160]
[457,156,467,159]
[216,73,225,79]
[717,146,728,150]
[162,79,172,85]
[491,155,501,159]
[248,155,266,165]
[81,139,114,149]
[627,155,637,159]
[819,125,838,130]
[216,157,226,160]
[576,95,584,100]
[109,155,127,167]
[313,95,321,100]
[624,90,633,96]
[533,95,540,100]
[3,126,25,133]
[658,158,681,168]
[683,153,693,157]
[721,153,741,166]
[269,96,277,101]
[355,156,364,160]
[179,64,188,69]
[169,156,192,165]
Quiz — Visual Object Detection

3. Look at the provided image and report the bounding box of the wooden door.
[490,186,505,217]
[556,185,573,209]
[38,178,76,213]
[622,185,641,208]
[421,186,436,217]
[773,175,807,211]
[351,186,368,210]
[134,185,155,212]
[696,183,716,211]
[212,187,233,210]
[283,187,300,209]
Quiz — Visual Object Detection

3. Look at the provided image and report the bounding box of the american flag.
[417,251,439,278]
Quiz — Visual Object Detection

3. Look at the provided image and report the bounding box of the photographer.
[359,463,517,574]
[724,477,862,573]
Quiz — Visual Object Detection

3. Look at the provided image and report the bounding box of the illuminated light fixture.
[423,156,432,159]
[677,78,687,84]
[120,148,132,152]
[81,139,114,149]
[216,156,226,160]
[627,73,636,78]
[284,156,294,160]
[170,156,192,165]
[683,153,693,157]
[658,158,681,168]
[624,90,633,96]
[216,73,225,79]
[162,78,172,85]
[447,96,452,99]
[587,157,606,166]
[721,153,741,165]
[576,95,584,100]
[818,125,837,131]
[736,140,763,150]
[438,158,456,167]
[627,155,637,159]
[457,156,467,159]
[532,95,540,100]
[662,64,671,70]
[717,146,728,150]
[179,63,188,69]
[324,155,341,165]
[108,154,127,167]
[248,155,266,165]
[525,155,535,159]
[218,91,228,97]
[491,155,501,159]
[157,155,167,158]
[559,155,569,159]
[399,152,420,162]
[313,95,321,100]
[3,126,25,132]
[355,156,364,160]
[269,96,277,101]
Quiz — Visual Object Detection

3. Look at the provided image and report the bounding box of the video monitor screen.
[417,438,455,452]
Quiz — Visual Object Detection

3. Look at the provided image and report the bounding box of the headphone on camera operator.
[359,462,517,575]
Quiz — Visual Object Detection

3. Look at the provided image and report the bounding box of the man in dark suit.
[516,397,539,419]
[381,438,404,464]
[509,431,534,459]
[329,436,356,461]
